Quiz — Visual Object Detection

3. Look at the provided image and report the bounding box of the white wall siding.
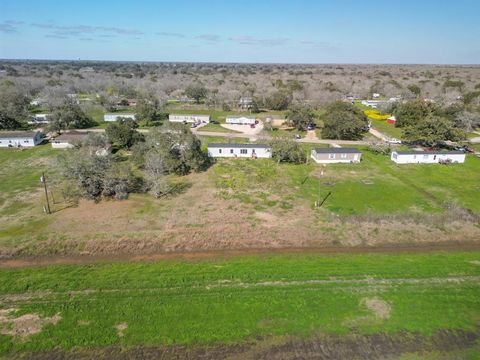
[391,152,466,164]
[104,114,136,122]
[0,133,42,148]
[208,146,271,158]
[226,116,256,125]
[169,114,210,123]
[51,141,75,149]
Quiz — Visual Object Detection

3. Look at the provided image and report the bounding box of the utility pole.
[40,172,51,214]
[317,170,323,207]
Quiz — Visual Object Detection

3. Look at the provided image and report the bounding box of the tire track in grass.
[2,275,479,304]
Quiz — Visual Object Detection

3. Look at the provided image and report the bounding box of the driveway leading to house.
[73,126,370,145]
[369,128,389,141]
[220,122,264,136]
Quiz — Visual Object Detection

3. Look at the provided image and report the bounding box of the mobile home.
[390,150,466,164]
[0,131,43,148]
[208,143,271,158]
[311,148,362,164]
[226,116,256,125]
[104,113,136,122]
[168,114,211,123]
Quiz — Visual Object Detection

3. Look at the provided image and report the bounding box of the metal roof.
[226,116,256,119]
[0,131,40,139]
[54,131,89,141]
[394,150,465,155]
[208,143,270,149]
[169,114,210,117]
[313,147,361,154]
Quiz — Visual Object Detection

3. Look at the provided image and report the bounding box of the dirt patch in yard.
[363,297,391,319]
[0,309,61,338]
[12,329,480,359]
[2,166,480,259]
[115,322,128,337]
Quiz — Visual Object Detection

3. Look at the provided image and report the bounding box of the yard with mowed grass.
[0,252,479,357]
[0,143,479,256]
[213,150,480,215]
[371,120,404,139]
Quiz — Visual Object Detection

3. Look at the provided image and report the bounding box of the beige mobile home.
[311,147,362,164]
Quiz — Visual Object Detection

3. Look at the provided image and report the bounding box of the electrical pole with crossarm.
[40,172,51,214]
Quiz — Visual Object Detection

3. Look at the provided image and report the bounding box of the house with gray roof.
[391,150,466,164]
[51,131,89,149]
[0,131,43,148]
[311,147,362,164]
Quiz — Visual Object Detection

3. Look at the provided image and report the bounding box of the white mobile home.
[226,116,256,125]
[390,150,466,164]
[311,148,362,164]
[28,114,50,125]
[208,143,271,158]
[168,114,211,123]
[104,113,136,122]
[51,131,89,149]
[0,131,43,148]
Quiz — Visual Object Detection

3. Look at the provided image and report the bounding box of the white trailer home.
[208,143,271,158]
[0,131,43,148]
[28,114,50,125]
[390,150,466,164]
[168,114,211,123]
[104,113,136,122]
[226,116,256,125]
[311,148,362,164]
[361,100,387,109]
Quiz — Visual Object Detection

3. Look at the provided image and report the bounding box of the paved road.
[369,128,390,141]
[193,129,370,145]
[69,127,371,146]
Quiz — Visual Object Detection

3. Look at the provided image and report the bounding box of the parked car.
[307,124,316,131]
[294,134,301,140]
[387,138,402,144]
[191,123,197,128]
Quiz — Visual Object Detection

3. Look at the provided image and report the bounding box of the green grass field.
[197,123,241,133]
[371,120,404,139]
[213,150,480,215]
[0,252,479,357]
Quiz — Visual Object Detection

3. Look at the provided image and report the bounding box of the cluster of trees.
[390,100,480,144]
[105,118,144,148]
[58,134,138,200]
[0,81,30,129]
[270,137,306,164]
[321,102,370,140]
[132,123,210,197]
[59,123,210,201]
[48,99,95,132]
[286,104,316,130]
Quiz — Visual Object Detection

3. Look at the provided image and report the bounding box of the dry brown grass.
[2,165,480,258]
[0,309,61,339]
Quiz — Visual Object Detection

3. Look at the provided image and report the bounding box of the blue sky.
[0,0,479,63]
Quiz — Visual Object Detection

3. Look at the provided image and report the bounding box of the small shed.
[387,115,396,124]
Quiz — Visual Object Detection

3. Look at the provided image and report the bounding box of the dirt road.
[2,243,479,269]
